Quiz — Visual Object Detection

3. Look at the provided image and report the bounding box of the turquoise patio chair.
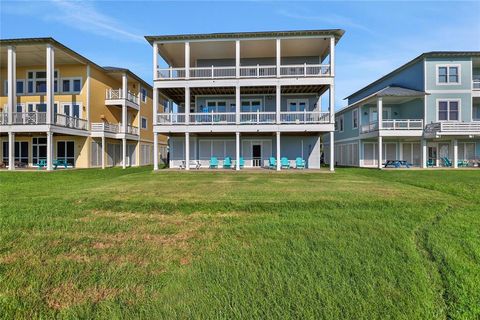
[426,159,435,167]
[223,156,232,169]
[53,159,68,170]
[280,157,290,169]
[239,157,245,168]
[36,159,47,170]
[442,157,452,167]
[209,157,218,168]
[269,157,276,169]
[295,157,305,169]
[458,160,469,167]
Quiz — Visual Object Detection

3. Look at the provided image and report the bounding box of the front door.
[252,144,261,167]
[428,146,437,166]
[32,137,47,165]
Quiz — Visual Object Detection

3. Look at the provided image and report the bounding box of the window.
[352,109,358,129]
[438,100,459,121]
[141,116,148,129]
[57,141,75,166]
[287,99,308,112]
[437,65,460,84]
[205,100,229,113]
[3,80,26,95]
[336,115,344,132]
[61,78,82,93]
[60,103,81,117]
[141,88,147,103]
[240,100,262,112]
[2,141,28,165]
[473,105,480,121]
[27,70,59,94]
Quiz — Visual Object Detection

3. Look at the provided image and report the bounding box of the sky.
[1,0,479,109]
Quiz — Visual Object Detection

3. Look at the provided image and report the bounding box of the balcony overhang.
[154,123,334,134]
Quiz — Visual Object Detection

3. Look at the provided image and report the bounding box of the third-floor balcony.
[105,89,140,107]
[360,119,424,134]
[91,122,139,136]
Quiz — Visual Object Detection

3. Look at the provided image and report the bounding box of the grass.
[0,167,479,319]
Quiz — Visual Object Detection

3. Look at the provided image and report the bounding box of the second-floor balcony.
[105,89,140,106]
[156,64,331,80]
[360,119,424,134]
[425,121,480,136]
[157,111,330,125]
[1,112,88,130]
[91,122,139,135]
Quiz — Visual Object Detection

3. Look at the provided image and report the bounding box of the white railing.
[360,121,379,133]
[190,67,236,79]
[11,112,47,125]
[157,113,186,124]
[438,122,480,133]
[105,89,139,105]
[240,112,276,124]
[125,124,139,135]
[239,65,277,78]
[190,112,236,124]
[0,113,7,125]
[382,119,424,130]
[54,114,88,130]
[473,79,480,90]
[155,64,331,80]
[280,111,330,124]
[91,122,120,133]
[280,64,330,77]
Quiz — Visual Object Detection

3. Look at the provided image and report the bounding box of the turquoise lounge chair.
[53,159,68,169]
[36,159,47,170]
[442,157,452,167]
[295,157,305,169]
[426,159,435,167]
[209,157,218,168]
[239,157,245,168]
[280,157,290,169]
[269,157,276,169]
[223,156,232,169]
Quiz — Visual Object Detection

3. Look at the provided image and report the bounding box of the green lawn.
[0,168,479,319]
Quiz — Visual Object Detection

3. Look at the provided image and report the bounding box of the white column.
[153,133,159,170]
[235,132,240,171]
[185,132,190,171]
[153,88,158,126]
[122,72,128,99]
[329,36,335,76]
[122,104,127,133]
[378,136,383,169]
[421,139,427,168]
[235,85,240,124]
[329,131,334,171]
[153,42,158,80]
[276,131,281,171]
[46,132,53,171]
[329,85,335,124]
[8,132,14,170]
[377,97,383,129]
[235,40,240,78]
[122,138,127,169]
[453,139,458,168]
[86,65,90,126]
[185,86,190,124]
[7,46,16,125]
[276,39,281,77]
[276,84,281,124]
[46,44,54,125]
[185,42,190,79]
[101,136,105,169]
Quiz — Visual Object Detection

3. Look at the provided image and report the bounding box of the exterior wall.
[425,57,473,91]
[348,60,424,105]
[89,66,123,124]
[425,92,472,123]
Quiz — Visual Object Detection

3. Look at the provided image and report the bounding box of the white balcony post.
[8,132,14,170]
[153,132,159,171]
[235,40,240,78]
[453,139,458,168]
[86,65,90,126]
[421,139,427,168]
[329,131,334,172]
[101,136,105,169]
[276,131,281,171]
[46,44,54,125]
[185,86,190,124]
[122,104,127,133]
[122,73,128,100]
[7,46,16,125]
[153,42,158,80]
[236,132,240,171]
[378,136,383,169]
[185,132,190,171]
[122,138,127,169]
[185,42,190,79]
[153,88,158,126]
[276,84,281,124]
[377,97,383,129]
[329,85,335,124]
[276,38,281,77]
[329,36,335,76]
[235,85,240,124]
[46,131,53,171]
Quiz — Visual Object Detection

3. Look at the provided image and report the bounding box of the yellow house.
[0,38,167,170]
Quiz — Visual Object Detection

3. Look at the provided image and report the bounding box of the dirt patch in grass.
[45,282,120,310]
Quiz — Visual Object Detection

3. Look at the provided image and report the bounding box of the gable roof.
[345,51,480,100]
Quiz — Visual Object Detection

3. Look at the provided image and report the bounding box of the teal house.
[324,52,480,168]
